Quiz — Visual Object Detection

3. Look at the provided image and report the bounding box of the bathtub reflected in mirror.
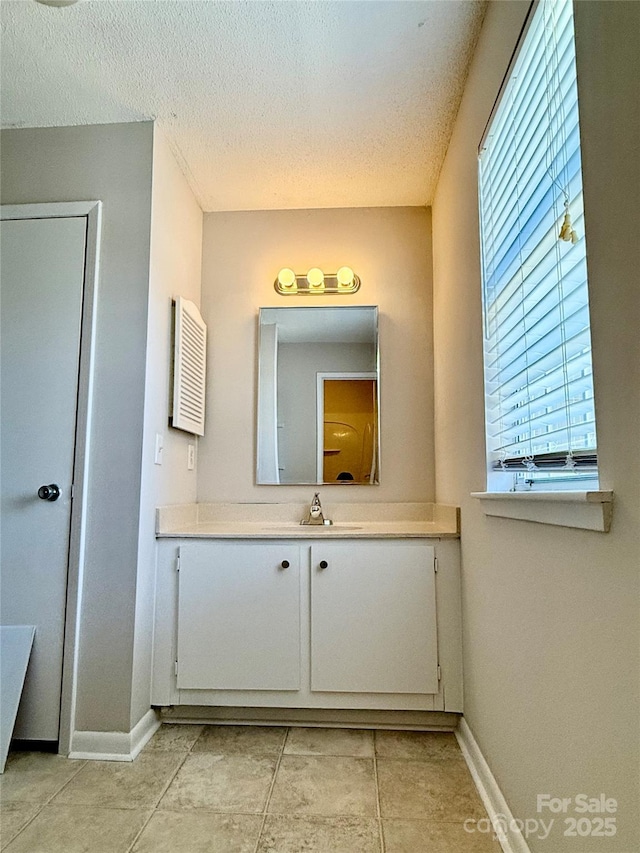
[257,306,379,485]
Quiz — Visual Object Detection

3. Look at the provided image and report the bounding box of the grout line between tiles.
[122,807,155,853]
[43,758,89,805]
[0,801,46,849]
[149,750,191,810]
[252,726,288,853]
[125,749,191,853]
[1,755,88,848]
[373,731,386,853]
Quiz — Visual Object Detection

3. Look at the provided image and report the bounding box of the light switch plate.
[154,433,163,465]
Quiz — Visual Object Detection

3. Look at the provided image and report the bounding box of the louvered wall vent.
[171,297,207,436]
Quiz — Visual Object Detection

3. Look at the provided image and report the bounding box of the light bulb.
[306,268,325,289]
[336,266,355,288]
[277,268,297,290]
[35,0,81,7]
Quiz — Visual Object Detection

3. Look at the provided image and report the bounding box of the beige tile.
[2,804,149,853]
[374,731,464,762]
[159,753,276,813]
[192,725,287,756]
[268,755,377,818]
[0,753,85,804]
[51,752,183,810]
[377,759,486,822]
[144,724,204,752]
[132,810,262,853]
[0,802,41,849]
[284,727,374,758]
[258,814,381,853]
[383,819,502,852]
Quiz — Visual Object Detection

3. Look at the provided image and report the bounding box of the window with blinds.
[479,0,597,490]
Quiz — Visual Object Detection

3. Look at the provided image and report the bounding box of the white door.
[310,541,439,694]
[177,542,301,691]
[1,215,86,742]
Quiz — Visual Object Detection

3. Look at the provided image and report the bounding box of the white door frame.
[315,372,377,484]
[1,201,102,755]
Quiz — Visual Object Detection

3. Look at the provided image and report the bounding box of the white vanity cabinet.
[176,542,300,691]
[152,535,462,716]
[310,542,438,694]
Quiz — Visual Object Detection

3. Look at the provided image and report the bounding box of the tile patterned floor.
[0,725,502,852]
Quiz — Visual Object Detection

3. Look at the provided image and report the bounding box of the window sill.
[470,490,614,532]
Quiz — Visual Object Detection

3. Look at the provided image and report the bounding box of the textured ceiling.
[1,0,486,211]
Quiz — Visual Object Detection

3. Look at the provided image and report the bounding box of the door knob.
[38,484,61,502]
[319,560,328,569]
[281,560,290,569]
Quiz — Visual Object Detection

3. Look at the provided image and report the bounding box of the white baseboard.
[68,708,160,761]
[456,718,531,853]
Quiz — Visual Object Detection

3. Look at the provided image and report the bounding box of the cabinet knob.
[281,560,290,569]
[319,560,328,569]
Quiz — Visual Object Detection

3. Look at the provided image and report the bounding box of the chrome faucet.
[301,492,332,526]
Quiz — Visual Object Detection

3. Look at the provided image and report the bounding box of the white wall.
[199,206,434,503]
[432,2,640,850]
[130,128,203,727]
[1,122,154,733]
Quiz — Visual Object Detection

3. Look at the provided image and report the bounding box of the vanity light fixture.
[274,266,361,295]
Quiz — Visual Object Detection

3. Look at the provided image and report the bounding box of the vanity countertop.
[156,502,460,540]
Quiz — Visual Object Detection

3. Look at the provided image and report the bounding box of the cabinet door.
[311,542,438,694]
[177,542,300,691]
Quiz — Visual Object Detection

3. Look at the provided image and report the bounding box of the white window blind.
[479,0,597,486]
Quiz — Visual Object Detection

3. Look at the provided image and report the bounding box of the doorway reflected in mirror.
[320,376,377,484]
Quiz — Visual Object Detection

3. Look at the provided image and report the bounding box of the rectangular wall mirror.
[257,306,379,485]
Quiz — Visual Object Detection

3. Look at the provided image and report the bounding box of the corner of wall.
[131,128,204,727]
